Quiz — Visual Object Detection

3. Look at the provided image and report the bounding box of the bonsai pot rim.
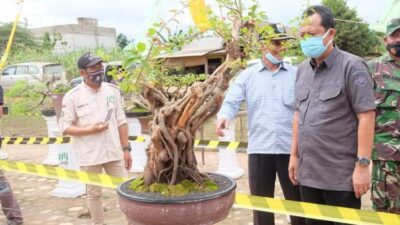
[117,173,236,204]
[40,109,56,117]
[124,111,152,118]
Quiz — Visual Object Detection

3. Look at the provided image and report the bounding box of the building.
[30,17,116,53]
[158,36,226,75]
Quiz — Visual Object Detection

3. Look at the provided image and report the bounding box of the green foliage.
[0,22,39,53]
[117,33,130,49]
[41,32,62,51]
[4,80,47,115]
[47,81,72,94]
[163,73,207,88]
[120,0,280,96]
[5,80,45,98]
[321,0,382,56]
[128,177,219,197]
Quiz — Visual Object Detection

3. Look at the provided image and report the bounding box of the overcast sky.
[0,0,389,40]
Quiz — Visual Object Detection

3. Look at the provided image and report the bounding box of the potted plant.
[38,81,71,120]
[115,1,282,224]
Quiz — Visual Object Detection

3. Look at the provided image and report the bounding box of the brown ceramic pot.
[117,173,236,225]
[136,115,153,134]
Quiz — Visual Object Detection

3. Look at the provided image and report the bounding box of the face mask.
[386,42,400,57]
[266,52,283,64]
[300,29,333,58]
[86,69,103,85]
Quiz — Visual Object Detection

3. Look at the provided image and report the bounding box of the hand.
[91,122,109,134]
[215,118,229,137]
[353,164,370,198]
[288,154,299,185]
[123,151,132,171]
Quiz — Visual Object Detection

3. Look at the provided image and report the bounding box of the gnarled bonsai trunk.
[142,23,243,186]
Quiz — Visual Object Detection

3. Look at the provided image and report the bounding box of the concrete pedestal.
[216,120,245,179]
[41,116,59,166]
[42,116,85,198]
[51,144,86,198]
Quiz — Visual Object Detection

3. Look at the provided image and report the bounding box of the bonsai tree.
[120,0,286,187]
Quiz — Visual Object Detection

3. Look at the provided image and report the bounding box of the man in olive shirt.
[288,5,376,225]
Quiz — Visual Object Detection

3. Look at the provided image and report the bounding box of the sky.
[0,0,390,40]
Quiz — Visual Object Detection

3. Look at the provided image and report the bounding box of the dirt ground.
[0,115,373,225]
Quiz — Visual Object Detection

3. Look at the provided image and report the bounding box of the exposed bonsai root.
[142,18,244,186]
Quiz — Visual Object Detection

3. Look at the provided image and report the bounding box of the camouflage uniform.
[368,53,400,214]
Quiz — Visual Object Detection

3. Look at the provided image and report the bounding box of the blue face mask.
[265,52,283,64]
[300,29,333,58]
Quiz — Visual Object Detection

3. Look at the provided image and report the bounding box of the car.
[70,61,124,88]
[0,62,66,89]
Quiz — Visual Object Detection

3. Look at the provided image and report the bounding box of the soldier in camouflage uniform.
[368,18,400,214]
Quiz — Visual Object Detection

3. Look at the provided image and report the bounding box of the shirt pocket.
[318,87,342,117]
[76,106,94,126]
[282,86,295,108]
[295,88,310,124]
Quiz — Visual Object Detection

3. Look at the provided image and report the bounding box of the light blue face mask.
[300,29,333,58]
[266,52,283,64]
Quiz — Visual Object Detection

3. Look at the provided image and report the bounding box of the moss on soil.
[128,177,219,197]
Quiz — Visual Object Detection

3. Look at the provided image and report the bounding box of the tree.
[117,33,130,49]
[0,22,38,53]
[120,0,276,187]
[321,0,381,57]
[41,32,63,51]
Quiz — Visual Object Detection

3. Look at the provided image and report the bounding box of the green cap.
[386,18,400,36]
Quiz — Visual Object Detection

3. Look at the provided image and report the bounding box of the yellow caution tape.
[1,137,71,145]
[1,136,249,150]
[0,160,128,188]
[0,159,399,224]
[234,194,400,225]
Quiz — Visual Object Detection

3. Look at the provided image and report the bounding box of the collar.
[381,52,399,62]
[82,80,101,93]
[258,59,288,72]
[310,47,340,70]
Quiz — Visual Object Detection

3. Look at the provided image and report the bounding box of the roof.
[158,36,225,59]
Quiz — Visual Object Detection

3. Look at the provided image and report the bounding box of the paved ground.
[0,145,372,225]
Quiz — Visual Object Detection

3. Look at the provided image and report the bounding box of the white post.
[127,118,148,173]
[41,116,60,166]
[216,119,245,179]
[45,116,85,198]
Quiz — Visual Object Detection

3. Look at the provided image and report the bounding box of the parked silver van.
[0,62,66,89]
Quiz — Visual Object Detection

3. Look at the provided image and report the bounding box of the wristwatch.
[122,145,132,152]
[356,157,370,167]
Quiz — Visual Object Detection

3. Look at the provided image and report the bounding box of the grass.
[0,115,48,137]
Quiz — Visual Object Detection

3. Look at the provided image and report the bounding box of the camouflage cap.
[387,18,400,36]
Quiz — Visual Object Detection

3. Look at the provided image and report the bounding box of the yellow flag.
[189,0,211,32]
